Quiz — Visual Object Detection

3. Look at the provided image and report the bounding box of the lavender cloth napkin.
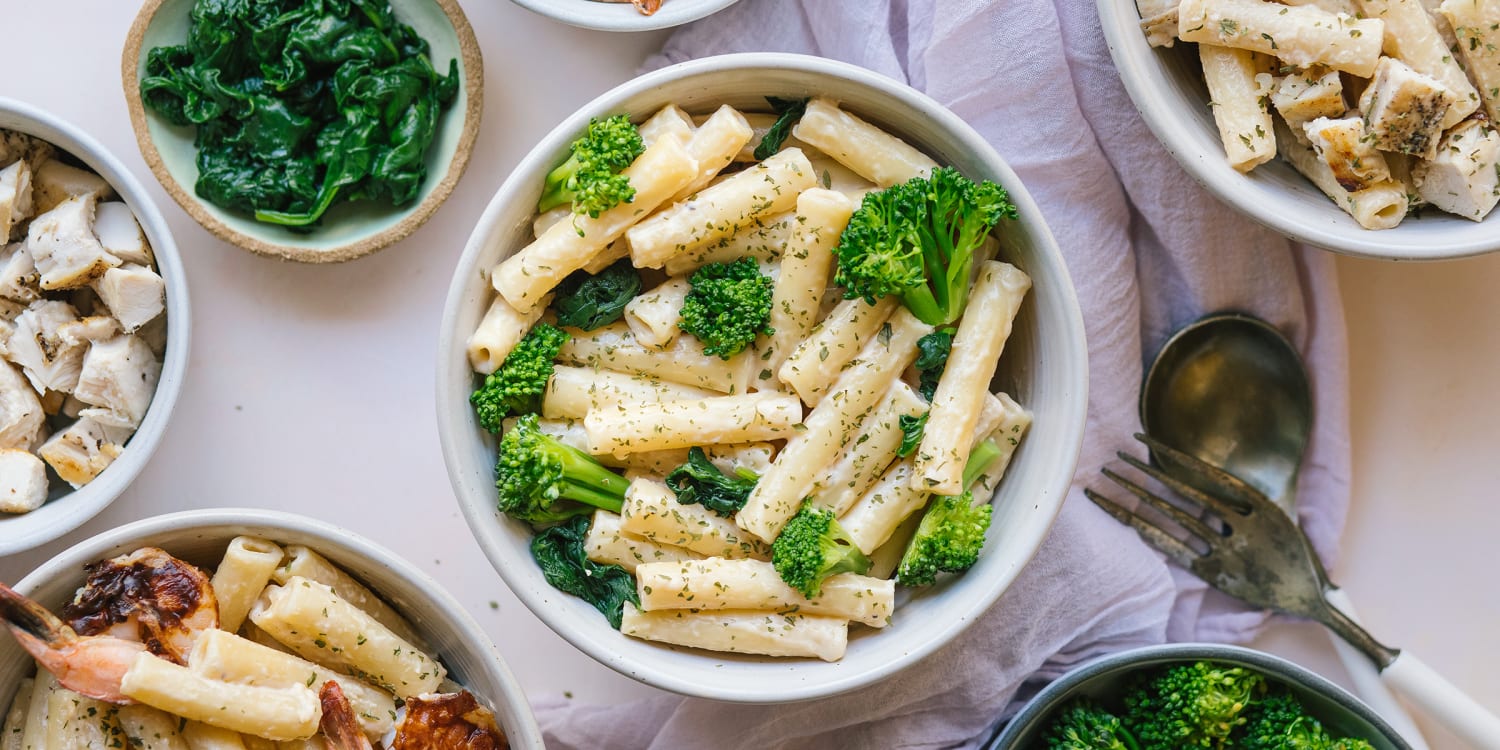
[536,1,1352,746]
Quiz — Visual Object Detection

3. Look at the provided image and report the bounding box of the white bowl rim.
[9,507,546,749]
[1096,0,1499,261]
[988,642,1411,749]
[437,51,1090,702]
[0,96,191,556]
[508,0,741,32]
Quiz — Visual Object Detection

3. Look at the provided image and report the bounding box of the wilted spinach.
[140,0,460,229]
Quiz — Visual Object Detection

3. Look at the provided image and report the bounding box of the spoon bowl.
[1141,313,1312,510]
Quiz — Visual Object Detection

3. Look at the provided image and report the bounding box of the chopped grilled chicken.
[57,315,119,347]
[0,449,47,514]
[0,130,54,171]
[31,160,114,215]
[35,416,126,488]
[5,299,87,394]
[1414,119,1500,221]
[392,692,508,750]
[1359,56,1458,158]
[37,390,64,416]
[26,194,121,290]
[1304,116,1392,191]
[0,362,43,451]
[1138,0,1179,47]
[0,243,39,304]
[73,334,160,430]
[93,202,152,266]
[1272,69,1346,144]
[0,160,33,239]
[93,265,164,332]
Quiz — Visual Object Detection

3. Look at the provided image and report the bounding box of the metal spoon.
[1141,312,1431,749]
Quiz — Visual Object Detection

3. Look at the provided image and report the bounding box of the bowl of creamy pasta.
[436,53,1088,702]
[0,508,544,748]
[1100,0,1500,259]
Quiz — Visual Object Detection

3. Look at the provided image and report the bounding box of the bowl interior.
[508,0,742,31]
[0,510,543,748]
[0,99,189,556]
[439,54,1089,702]
[991,644,1407,749]
[124,0,479,261]
[1097,0,1500,259]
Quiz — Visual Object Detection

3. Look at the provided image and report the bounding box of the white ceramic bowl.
[0,509,545,749]
[509,0,741,31]
[988,643,1407,749]
[1097,0,1499,260]
[0,97,189,556]
[437,53,1090,702]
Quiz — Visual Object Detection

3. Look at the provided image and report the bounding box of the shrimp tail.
[0,581,142,705]
[319,682,373,750]
[0,581,78,648]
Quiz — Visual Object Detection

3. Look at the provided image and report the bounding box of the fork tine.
[1099,466,1222,543]
[1118,450,1248,519]
[1083,488,1203,570]
[1135,432,1262,512]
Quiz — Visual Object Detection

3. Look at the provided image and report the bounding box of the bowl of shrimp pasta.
[0,508,543,748]
[436,53,1088,702]
[1102,0,1500,259]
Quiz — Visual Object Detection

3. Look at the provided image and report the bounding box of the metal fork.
[1087,432,1500,749]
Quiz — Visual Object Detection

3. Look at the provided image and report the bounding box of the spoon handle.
[1381,651,1500,750]
[1324,588,1429,749]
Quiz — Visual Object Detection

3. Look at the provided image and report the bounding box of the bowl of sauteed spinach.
[122,0,483,262]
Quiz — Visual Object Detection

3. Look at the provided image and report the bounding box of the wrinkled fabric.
[537,1,1351,746]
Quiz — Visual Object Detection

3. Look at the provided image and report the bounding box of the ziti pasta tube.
[756,188,854,387]
[791,98,938,187]
[778,297,899,405]
[619,477,771,559]
[670,105,755,203]
[619,603,848,662]
[584,391,802,456]
[585,509,703,573]
[810,381,927,516]
[542,365,715,421]
[211,536,284,634]
[116,705,190,750]
[558,321,756,394]
[635,558,894,627]
[119,654,320,742]
[270,546,426,650]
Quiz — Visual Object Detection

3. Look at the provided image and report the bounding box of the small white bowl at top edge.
[1097,0,1500,260]
[0,508,545,749]
[509,0,741,32]
[436,52,1090,703]
[0,97,190,556]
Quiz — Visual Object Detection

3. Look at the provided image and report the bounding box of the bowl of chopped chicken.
[0,97,188,555]
[1100,0,1500,259]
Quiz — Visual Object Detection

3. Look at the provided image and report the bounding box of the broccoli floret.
[1041,698,1141,750]
[665,447,758,517]
[895,438,1004,586]
[1122,662,1264,749]
[530,516,638,628]
[915,328,955,401]
[1237,690,1334,750]
[552,259,641,331]
[494,414,630,525]
[678,257,774,359]
[1331,740,1375,750]
[834,167,1017,326]
[470,323,570,431]
[771,501,871,598]
[537,115,645,218]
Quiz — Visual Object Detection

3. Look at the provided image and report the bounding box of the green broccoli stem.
[536,155,580,213]
[552,444,629,514]
[962,438,1003,491]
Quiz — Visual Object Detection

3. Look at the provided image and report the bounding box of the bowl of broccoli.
[988,643,1409,750]
[436,52,1089,702]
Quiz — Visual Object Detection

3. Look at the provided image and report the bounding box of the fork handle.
[1382,652,1500,750]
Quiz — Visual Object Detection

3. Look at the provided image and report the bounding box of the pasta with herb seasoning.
[467,98,1034,661]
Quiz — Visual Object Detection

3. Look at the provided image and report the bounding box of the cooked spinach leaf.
[752,97,810,161]
[530,516,638,629]
[141,0,460,229]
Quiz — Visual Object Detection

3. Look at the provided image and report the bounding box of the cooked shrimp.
[62,546,218,664]
[319,681,373,750]
[599,0,662,15]
[0,581,144,703]
[392,691,508,750]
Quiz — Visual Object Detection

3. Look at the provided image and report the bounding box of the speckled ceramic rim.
[509,0,742,32]
[987,643,1411,749]
[1,509,546,749]
[1097,0,1500,260]
[120,0,484,263]
[437,52,1090,703]
[0,97,190,556]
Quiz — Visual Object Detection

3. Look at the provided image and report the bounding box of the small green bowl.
[122,0,483,263]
